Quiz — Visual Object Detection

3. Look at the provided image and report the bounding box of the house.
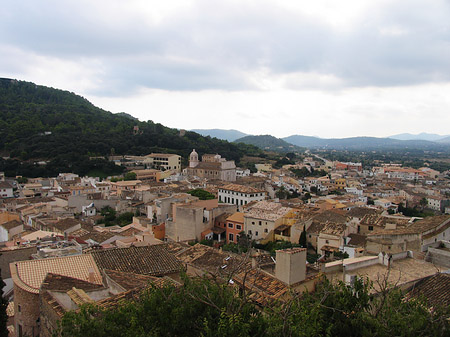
[366,215,450,254]
[186,149,237,182]
[226,212,244,244]
[165,199,236,242]
[0,181,13,198]
[143,153,182,172]
[10,254,103,337]
[244,201,293,242]
[427,196,450,213]
[0,220,23,242]
[218,183,266,211]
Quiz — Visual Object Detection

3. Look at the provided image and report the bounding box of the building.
[427,196,450,213]
[244,201,293,241]
[131,169,161,182]
[226,212,244,244]
[0,220,23,242]
[0,181,13,198]
[143,153,182,172]
[186,149,236,182]
[218,183,266,211]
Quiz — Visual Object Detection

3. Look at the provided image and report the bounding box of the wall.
[427,247,450,268]
[14,285,40,337]
[0,247,37,279]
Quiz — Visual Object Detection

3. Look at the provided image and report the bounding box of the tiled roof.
[220,183,264,194]
[91,245,183,276]
[227,212,244,223]
[346,207,380,218]
[0,181,12,189]
[41,273,104,291]
[347,233,367,247]
[104,269,169,291]
[10,254,102,294]
[408,273,450,308]
[0,220,22,230]
[53,218,80,231]
[233,269,288,306]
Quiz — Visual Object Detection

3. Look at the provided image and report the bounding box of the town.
[1,148,449,336]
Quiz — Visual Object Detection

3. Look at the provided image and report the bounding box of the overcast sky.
[2,0,450,138]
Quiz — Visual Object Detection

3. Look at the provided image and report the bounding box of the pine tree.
[299,225,307,248]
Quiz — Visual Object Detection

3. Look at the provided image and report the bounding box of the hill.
[0,78,262,177]
[283,135,450,151]
[389,133,449,141]
[190,129,249,142]
[234,135,304,153]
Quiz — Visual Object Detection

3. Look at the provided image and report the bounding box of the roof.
[10,254,102,294]
[347,233,367,247]
[370,215,450,236]
[219,183,264,194]
[53,218,80,231]
[90,245,183,276]
[104,269,163,291]
[245,201,291,221]
[347,207,380,218]
[233,269,289,306]
[227,212,244,223]
[0,220,22,230]
[41,273,104,291]
[0,181,12,189]
[408,273,450,309]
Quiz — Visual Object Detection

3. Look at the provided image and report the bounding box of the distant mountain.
[234,135,304,153]
[283,135,450,151]
[191,129,249,142]
[389,133,449,141]
[437,136,450,144]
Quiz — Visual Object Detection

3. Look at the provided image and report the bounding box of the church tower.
[189,149,199,168]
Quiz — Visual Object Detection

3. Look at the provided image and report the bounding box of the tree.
[124,172,137,181]
[187,189,215,200]
[420,197,428,210]
[0,265,8,337]
[299,226,307,248]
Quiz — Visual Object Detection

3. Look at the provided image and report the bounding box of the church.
[185,149,237,182]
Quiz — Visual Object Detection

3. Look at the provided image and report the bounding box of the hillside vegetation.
[0,78,262,177]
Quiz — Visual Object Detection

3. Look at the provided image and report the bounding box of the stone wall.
[14,285,40,337]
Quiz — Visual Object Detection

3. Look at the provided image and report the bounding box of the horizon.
[2,1,450,138]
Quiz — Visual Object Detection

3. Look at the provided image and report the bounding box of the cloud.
[2,0,450,96]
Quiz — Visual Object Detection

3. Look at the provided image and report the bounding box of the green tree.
[299,226,307,248]
[187,189,215,200]
[0,266,8,337]
[123,172,137,181]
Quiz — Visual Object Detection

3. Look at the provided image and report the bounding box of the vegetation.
[290,167,328,178]
[58,274,450,337]
[0,265,8,337]
[187,189,216,200]
[398,203,434,217]
[254,240,301,256]
[0,78,264,178]
[97,206,134,227]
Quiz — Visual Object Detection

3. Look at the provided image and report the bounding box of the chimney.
[275,248,307,285]
[88,268,95,283]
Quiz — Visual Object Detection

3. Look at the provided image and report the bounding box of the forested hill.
[0,78,261,177]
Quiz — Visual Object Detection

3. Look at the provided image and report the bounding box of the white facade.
[218,185,266,211]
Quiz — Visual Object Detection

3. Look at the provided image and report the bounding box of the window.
[229,233,234,242]
[228,223,233,228]
[368,226,373,231]
[18,305,21,313]
[255,231,259,236]
[259,221,262,226]
[252,221,255,225]
[264,228,268,233]
[236,224,241,230]
[248,230,252,235]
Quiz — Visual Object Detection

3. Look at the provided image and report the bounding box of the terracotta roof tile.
[91,245,183,276]
[10,254,102,294]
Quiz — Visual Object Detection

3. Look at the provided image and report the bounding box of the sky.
[1,0,450,138]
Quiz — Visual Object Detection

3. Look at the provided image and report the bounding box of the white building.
[218,184,266,211]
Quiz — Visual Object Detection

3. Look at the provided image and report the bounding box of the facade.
[218,183,266,211]
[225,212,244,244]
[143,153,182,172]
[0,181,13,198]
[427,196,450,212]
[244,201,292,241]
[186,149,236,182]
